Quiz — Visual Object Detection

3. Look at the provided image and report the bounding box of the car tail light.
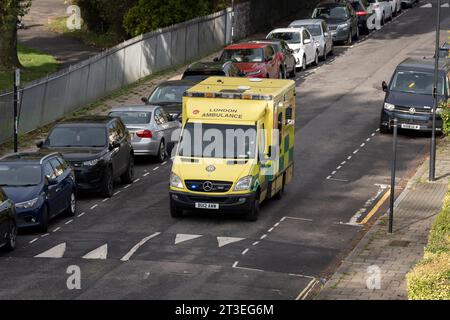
[356,11,367,16]
[136,130,152,138]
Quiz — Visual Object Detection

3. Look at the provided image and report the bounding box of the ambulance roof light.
[183,91,273,101]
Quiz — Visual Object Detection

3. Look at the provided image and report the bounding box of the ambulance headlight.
[170,172,183,189]
[234,176,253,191]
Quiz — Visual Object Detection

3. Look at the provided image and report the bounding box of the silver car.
[289,19,334,60]
[109,105,181,161]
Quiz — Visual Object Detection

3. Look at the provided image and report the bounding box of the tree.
[0,0,31,70]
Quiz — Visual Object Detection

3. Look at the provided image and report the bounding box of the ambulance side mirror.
[261,160,272,168]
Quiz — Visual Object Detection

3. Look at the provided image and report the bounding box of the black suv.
[182,61,243,81]
[380,58,449,133]
[0,187,17,251]
[39,116,134,197]
[312,1,359,44]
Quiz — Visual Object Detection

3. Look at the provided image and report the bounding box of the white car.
[266,27,318,71]
[367,0,393,28]
[288,19,334,60]
[389,0,402,15]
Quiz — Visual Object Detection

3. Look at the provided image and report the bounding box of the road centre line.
[65,220,73,225]
[41,233,49,238]
[242,249,249,255]
[102,198,109,202]
[90,204,98,210]
[274,222,280,227]
[52,227,61,232]
[268,227,274,233]
[29,238,38,244]
[143,173,150,177]
[113,191,121,196]
[77,212,85,218]
[134,178,140,183]
[252,241,260,246]
[232,261,239,268]
[260,234,267,240]
[153,167,159,171]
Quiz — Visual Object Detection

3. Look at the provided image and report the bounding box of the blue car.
[0,152,77,232]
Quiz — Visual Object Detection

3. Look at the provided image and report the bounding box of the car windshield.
[109,111,152,125]
[178,122,257,159]
[148,85,191,104]
[0,164,41,186]
[299,25,322,36]
[313,6,348,19]
[390,71,445,95]
[221,48,264,63]
[46,126,107,148]
[267,32,301,43]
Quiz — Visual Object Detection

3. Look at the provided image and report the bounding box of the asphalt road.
[1,1,449,300]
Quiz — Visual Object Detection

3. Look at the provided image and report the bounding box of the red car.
[218,43,282,79]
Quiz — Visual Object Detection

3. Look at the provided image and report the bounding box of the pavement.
[315,137,450,300]
[18,0,98,68]
[0,1,449,300]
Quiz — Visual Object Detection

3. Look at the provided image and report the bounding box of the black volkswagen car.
[312,1,359,44]
[182,61,243,81]
[142,80,199,119]
[380,58,449,133]
[39,116,134,197]
[0,187,17,251]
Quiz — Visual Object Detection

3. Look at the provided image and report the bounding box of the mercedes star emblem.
[202,181,213,192]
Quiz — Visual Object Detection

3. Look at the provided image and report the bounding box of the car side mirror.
[36,140,44,148]
[382,81,388,92]
[141,97,149,104]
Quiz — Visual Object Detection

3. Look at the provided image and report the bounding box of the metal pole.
[231,0,235,44]
[13,69,20,153]
[429,0,441,182]
[389,118,398,234]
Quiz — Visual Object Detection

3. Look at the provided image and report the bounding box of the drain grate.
[389,240,411,247]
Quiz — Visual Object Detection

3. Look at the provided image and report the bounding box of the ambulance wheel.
[170,200,183,218]
[245,193,260,222]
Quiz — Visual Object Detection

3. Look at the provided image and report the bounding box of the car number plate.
[195,203,219,210]
[401,124,421,130]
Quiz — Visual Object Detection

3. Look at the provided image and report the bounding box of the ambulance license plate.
[195,203,219,210]
[401,124,421,130]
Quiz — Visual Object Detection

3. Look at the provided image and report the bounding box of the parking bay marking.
[121,232,161,261]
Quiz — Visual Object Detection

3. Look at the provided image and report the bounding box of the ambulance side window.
[286,104,293,124]
[278,112,283,147]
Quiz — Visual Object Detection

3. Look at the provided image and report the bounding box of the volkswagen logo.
[409,107,416,115]
[202,181,214,192]
[206,165,216,172]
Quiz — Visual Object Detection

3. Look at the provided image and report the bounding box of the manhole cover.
[389,240,411,247]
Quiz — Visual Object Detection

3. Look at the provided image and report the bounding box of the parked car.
[182,61,243,81]
[109,105,181,161]
[389,0,402,16]
[401,0,419,8]
[438,42,449,62]
[288,19,334,60]
[219,42,282,78]
[0,187,17,251]
[142,80,198,119]
[250,39,297,78]
[367,0,393,27]
[350,0,371,32]
[266,28,318,71]
[312,1,360,44]
[379,58,449,133]
[0,152,76,232]
[38,116,135,198]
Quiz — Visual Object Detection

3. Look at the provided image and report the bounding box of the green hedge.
[407,192,450,300]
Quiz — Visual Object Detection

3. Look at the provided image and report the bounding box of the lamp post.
[429,0,441,182]
[231,0,235,44]
[13,68,20,153]
[389,118,398,234]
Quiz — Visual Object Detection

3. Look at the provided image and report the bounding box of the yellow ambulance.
[169,76,296,221]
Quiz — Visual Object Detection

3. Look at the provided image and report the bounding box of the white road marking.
[35,243,66,258]
[153,167,159,171]
[121,232,161,261]
[241,249,249,255]
[52,227,61,233]
[260,234,267,240]
[90,204,98,210]
[296,279,319,300]
[331,171,337,175]
[232,261,239,268]
[82,244,108,260]
[143,173,150,177]
[162,161,167,165]
[29,238,38,244]
[341,161,346,165]
[234,266,265,272]
[371,133,376,137]
[285,216,314,222]
[124,184,131,189]
[336,166,342,170]
[328,177,349,182]
[268,227,274,233]
[346,184,388,225]
[65,219,73,225]
[41,233,49,238]
[274,222,280,227]
[77,212,85,218]
[217,237,245,248]
[442,3,449,8]
[366,138,371,142]
[113,191,121,196]
[288,273,316,279]
[347,156,352,160]
[174,234,202,245]
[133,178,140,183]
[376,128,380,132]
[353,149,359,154]
[420,3,432,8]
[360,143,366,148]
[326,175,332,180]
[102,198,109,202]
[280,217,286,222]
[252,241,260,246]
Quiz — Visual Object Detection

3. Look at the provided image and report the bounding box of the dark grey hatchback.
[379,58,449,133]
[0,187,17,251]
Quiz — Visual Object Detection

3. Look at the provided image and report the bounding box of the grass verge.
[48,16,124,49]
[0,45,58,91]
[406,191,450,300]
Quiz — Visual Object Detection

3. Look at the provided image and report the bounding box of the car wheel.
[170,200,183,218]
[39,205,49,233]
[156,140,167,163]
[301,55,307,71]
[244,194,260,222]
[101,167,114,198]
[66,191,77,217]
[322,46,327,61]
[121,155,135,184]
[4,222,17,251]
